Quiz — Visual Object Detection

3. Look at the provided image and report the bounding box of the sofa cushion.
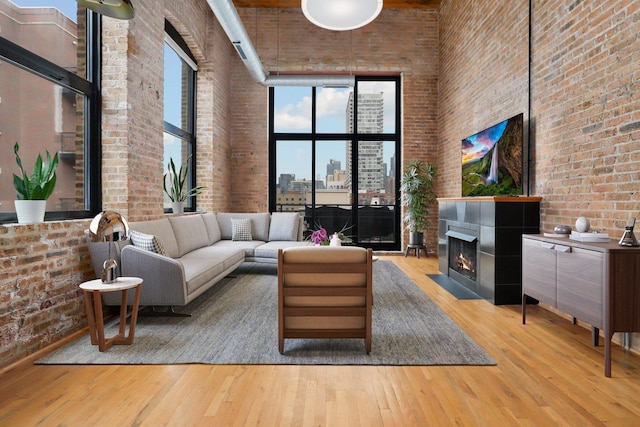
[201,213,222,244]
[254,241,312,259]
[179,256,225,295]
[129,230,167,256]
[212,239,264,258]
[129,218,179,258]
[217,212,270,241]
[231,218,253,241]
[268,212,300,241]
[169,215,210,257]
[183,245,246,271]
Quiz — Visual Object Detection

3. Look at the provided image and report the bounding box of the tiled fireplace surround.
[438,197,541,305]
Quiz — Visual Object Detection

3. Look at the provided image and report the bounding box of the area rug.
[427,274,482,300]
[36,261,495,366]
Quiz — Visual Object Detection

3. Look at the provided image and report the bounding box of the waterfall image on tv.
[461,113,523,197]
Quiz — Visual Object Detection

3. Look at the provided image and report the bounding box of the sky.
[273,82,397,184]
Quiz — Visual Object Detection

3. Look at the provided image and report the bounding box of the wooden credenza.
[522,234,640,377]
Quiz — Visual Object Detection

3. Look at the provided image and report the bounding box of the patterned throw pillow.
[130,230,167,256]
[231,218,253,241]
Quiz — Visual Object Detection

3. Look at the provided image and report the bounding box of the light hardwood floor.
[1,254,639,426]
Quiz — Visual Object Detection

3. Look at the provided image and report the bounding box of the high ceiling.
[233,1,440,9]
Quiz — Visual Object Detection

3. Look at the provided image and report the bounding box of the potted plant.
[163,156,205,214]
[400,159,437,246]
[13,142,59,223]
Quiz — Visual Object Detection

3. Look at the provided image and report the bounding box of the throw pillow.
[130,230,167,256]
[268,212,299,241]
[231,218,253,241]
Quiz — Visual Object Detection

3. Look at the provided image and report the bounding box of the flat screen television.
[461,113,524,197]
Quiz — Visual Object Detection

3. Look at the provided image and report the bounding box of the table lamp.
[89,211,130,283]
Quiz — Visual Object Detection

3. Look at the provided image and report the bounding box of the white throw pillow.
[268,212,299,241]
[130,230,167,256]
[231,218,253,241]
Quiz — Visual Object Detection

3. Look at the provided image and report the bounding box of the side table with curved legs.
[79,277,143,352]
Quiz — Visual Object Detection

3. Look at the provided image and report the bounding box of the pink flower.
[311,228,328,245]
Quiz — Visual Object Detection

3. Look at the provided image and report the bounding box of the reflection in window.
[4,1,82,75]
[0,1,97,221]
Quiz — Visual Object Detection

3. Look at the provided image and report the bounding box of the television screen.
[461,113,523,197]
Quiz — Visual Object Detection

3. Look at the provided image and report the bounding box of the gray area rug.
[37,261,495,366]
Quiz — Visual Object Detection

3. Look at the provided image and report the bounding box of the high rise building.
[345,92,385,193]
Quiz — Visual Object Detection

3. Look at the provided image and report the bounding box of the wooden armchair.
[278,246,373,354]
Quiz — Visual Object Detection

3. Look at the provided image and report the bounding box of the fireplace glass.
[448,237,477,281]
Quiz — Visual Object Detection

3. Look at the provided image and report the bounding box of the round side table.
[79,276,143,352]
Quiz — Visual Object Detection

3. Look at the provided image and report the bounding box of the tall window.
[0,0,101,223]
[163,21,198,212]
[269,77,401,251]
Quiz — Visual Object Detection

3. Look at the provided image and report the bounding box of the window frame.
[0,9,102,224]
[268,76,402,251]
[163,20,198,213]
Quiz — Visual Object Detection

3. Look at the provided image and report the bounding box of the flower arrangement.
[308,222,353,246]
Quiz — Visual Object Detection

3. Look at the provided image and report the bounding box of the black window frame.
[0,10,102,224]
[163,20,198,213]
[268,76,402,251]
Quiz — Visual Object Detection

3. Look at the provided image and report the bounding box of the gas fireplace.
[449,237,477,281]
[438,197,541,305]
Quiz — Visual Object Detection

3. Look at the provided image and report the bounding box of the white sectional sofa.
[87,212,311,309]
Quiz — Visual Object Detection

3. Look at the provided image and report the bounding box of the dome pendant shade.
[302,0,383,31]
[77,0,135,20]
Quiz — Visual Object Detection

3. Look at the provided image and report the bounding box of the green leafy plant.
[400,160,437,233]
[163,156,205,202]
[13,142,59,200]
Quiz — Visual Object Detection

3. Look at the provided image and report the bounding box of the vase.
[330,235,342,246]
[14,200,47,224]
[171,201,185,214]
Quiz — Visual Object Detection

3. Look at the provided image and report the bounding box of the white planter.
[171,201,185,214]
[15,200,47,224]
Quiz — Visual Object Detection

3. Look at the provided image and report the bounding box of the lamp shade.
[77,0,135,20]
[89,211,130,243]
[302,0,383,31]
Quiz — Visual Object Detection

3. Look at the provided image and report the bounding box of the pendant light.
[302,0,382,31]
[77,0,135,20]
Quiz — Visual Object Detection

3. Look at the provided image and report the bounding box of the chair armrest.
[120,245,188,306]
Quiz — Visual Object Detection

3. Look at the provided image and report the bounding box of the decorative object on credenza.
[77,0,135,20]
[618,218,639,247]
[12,142,59,224]
[89,211,130,283]
[570,231,609,242]
[553,225,572,235]
[575,216,590,233]
[163,156,205,214]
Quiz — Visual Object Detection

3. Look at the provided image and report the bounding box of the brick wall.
[438,0,530,200]
[530,0,640,234]
[439,0,640,237]
[0,221,94,367]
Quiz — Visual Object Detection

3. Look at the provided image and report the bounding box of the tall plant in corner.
[13,142,59,223]
[400,159,437,246]
[163,156,205,214]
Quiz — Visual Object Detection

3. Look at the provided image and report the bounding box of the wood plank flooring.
[1,254,639,426]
